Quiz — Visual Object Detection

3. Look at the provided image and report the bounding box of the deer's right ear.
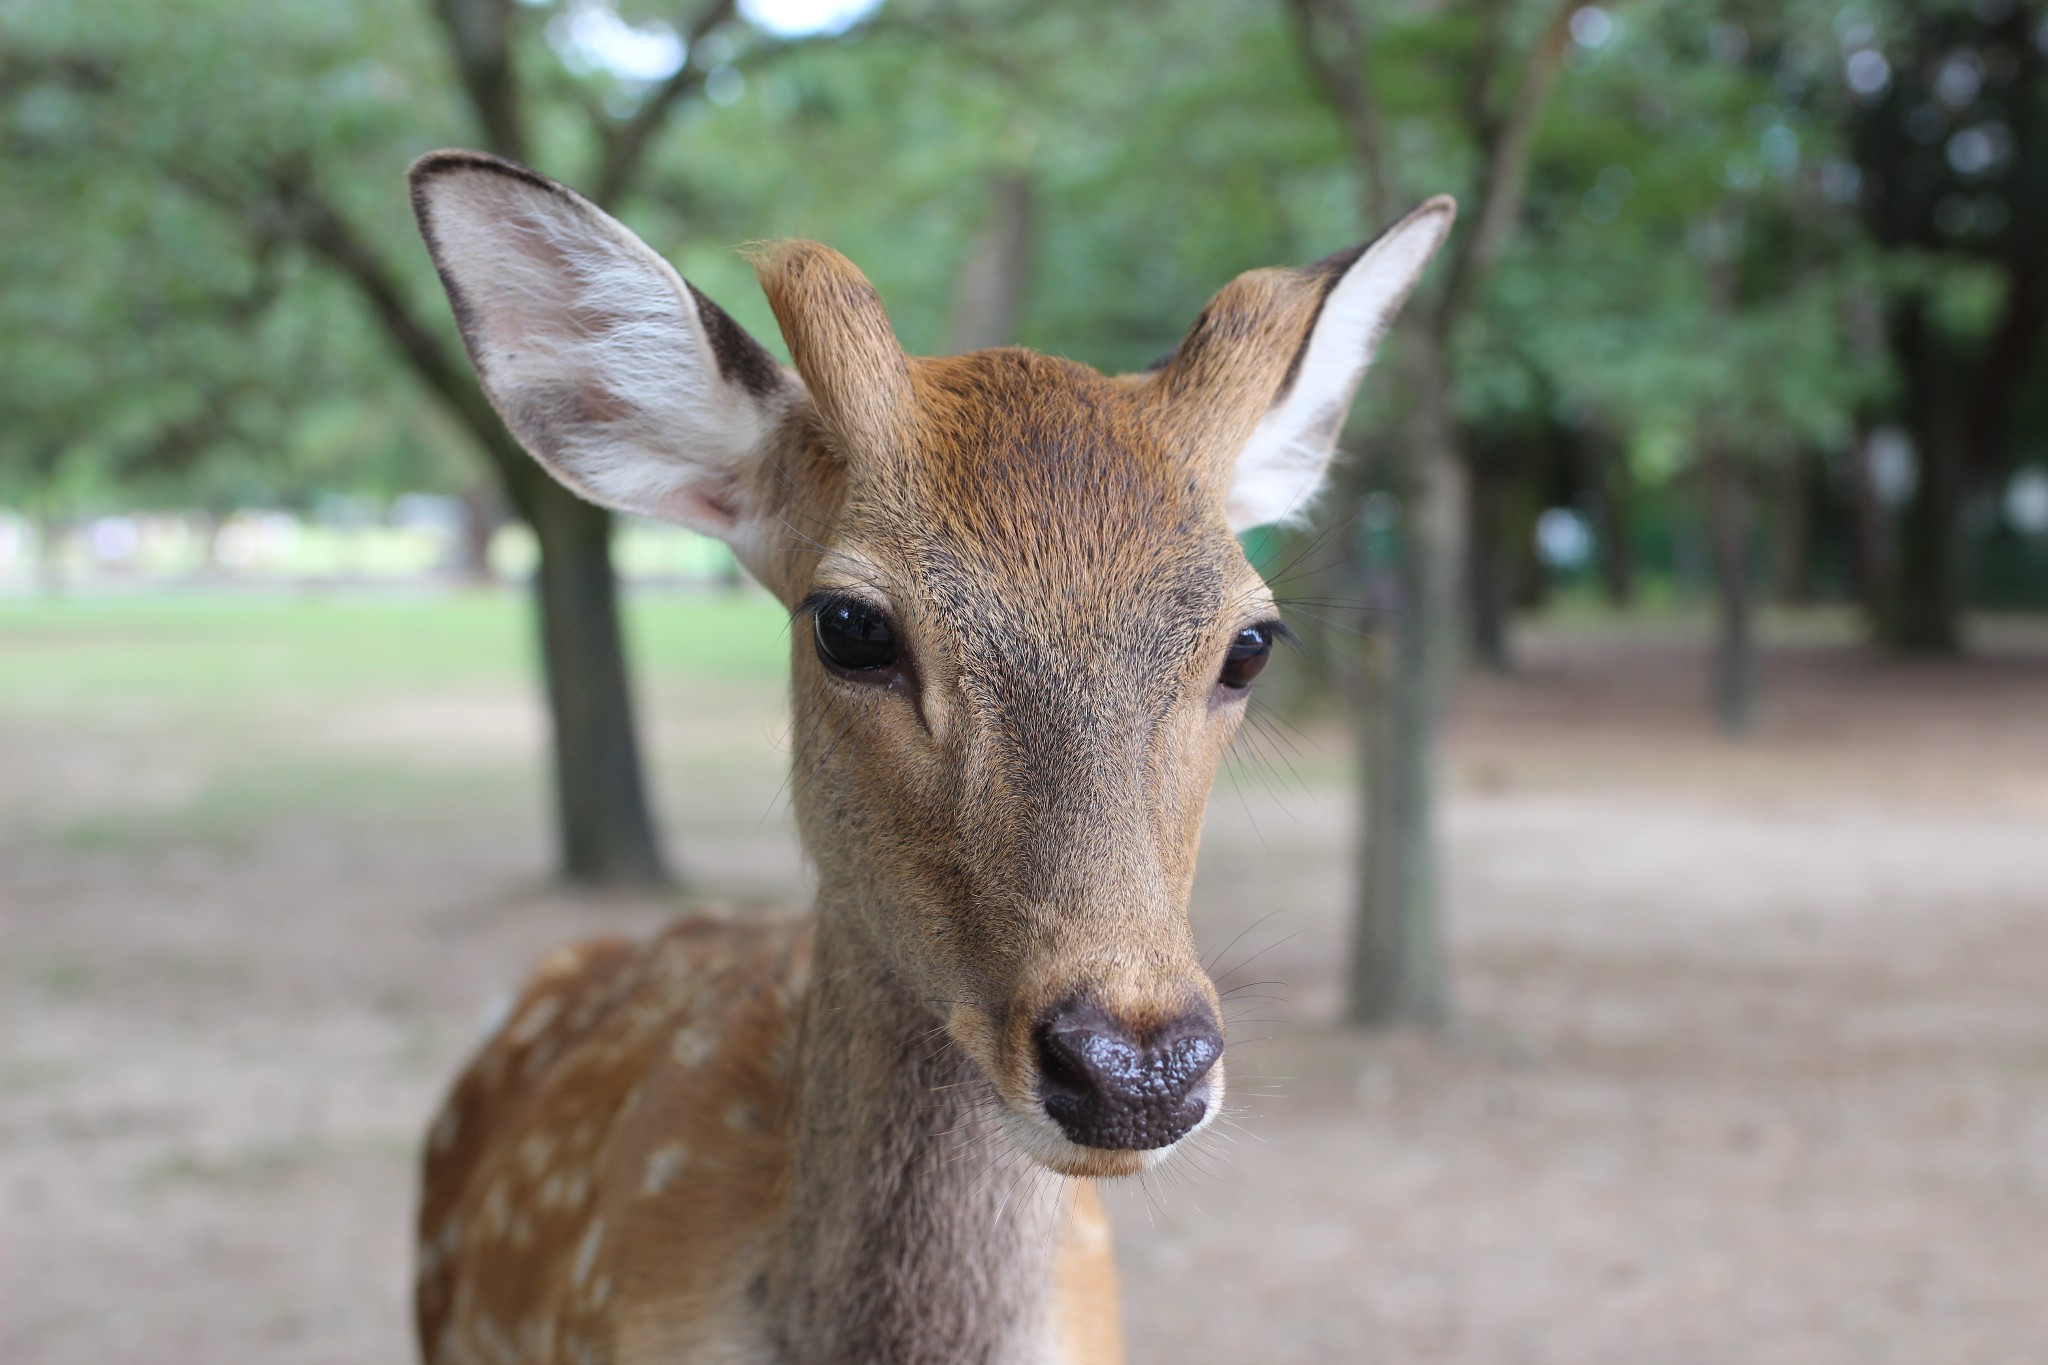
[408,151,802,568]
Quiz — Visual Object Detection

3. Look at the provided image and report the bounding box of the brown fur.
[1141,265,1345,472]
[409,151,1449,1365]
[419,917,1122,1364]
[747,239,919,469]
[417,341,1261,1362]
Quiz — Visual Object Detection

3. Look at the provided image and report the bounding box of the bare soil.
[6,620,2047,1364]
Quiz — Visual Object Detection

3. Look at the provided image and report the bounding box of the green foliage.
[1,0,2042,607]
[1468,0,1887,485]
[0,0,452,510]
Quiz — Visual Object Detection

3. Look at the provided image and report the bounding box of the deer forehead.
[813,349,1263,633]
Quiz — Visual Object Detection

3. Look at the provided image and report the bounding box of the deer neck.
[767,895,1061,1364]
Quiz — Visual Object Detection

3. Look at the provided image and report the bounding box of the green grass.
[2,589,798,853]
[0,588,794,713]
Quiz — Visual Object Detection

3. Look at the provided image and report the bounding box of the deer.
[406,147,1452,1365]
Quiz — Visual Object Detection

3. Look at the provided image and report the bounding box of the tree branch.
[586,0,738,209]
[1460,0,1512,154]
[428,0,530,161]
[0,49,115,98]
[1284,0,1390,228]
[1436,0,1578,327]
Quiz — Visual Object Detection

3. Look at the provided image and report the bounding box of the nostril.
[1156,1030,1223,1103]
[1034,1021,1118,1100]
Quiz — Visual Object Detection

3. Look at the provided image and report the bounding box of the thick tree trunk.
[1704,446,1758,736]
[527,478,670,886]
[1346,335,1457,1029]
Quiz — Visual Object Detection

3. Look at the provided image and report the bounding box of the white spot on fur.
[481,1181,511,1238]
[518,1130,558,1176]
[671,1024,718,1069]
[573,1219,605,1286]
[640,1141,689,1196]
[508,996,562,1045]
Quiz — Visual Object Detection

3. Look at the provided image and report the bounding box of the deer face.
[412,152,1451,1177]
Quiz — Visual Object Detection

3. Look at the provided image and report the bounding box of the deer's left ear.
[1222,197,1455,532]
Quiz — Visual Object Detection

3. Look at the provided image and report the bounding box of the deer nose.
[1034,998,1222,1151]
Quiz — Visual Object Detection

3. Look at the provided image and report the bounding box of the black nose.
[1034,998,1223,1150]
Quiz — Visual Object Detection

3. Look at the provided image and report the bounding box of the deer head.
[411,151,1452,1179]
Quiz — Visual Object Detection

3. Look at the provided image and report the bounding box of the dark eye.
[813,597,897,673]
[1218,624,1273,691]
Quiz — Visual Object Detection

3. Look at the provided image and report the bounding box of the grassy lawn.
[0,589,798,853]
[0,588,793,707]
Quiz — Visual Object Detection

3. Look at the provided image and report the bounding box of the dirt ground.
[5,612,2047,1364]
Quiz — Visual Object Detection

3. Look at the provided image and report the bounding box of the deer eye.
[813,597,898,673]
[1217,624,1273,691]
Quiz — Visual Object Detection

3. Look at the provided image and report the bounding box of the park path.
[5,624,2046,1364]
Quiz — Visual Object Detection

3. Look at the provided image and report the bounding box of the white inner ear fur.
[1224,196,1457,533]
[418,166,800,568]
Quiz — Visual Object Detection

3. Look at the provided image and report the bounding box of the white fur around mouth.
[991,1070,1225,1179]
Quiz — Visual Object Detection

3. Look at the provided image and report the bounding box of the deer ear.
[408,150,802,570]
[1224,196,1456,532]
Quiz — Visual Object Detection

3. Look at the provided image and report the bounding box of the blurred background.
[4,0,2047,1361]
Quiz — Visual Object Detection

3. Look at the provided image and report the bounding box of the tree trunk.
[1588,431,1636,608]
[946,172,1035,354]
[1704,445,1758,736]
[1882,298,1966,654]
[1291,0,1578,1034]
[34,514,67,597]
[258,161,678,889]
[1773,452,1813,606]
[1346,334,1458,1029]
[456,480,503,586]
[1886,443,1963,653]
[1848,427,1894,625]
[527,478,670,886]
[1466,456,1514,673]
